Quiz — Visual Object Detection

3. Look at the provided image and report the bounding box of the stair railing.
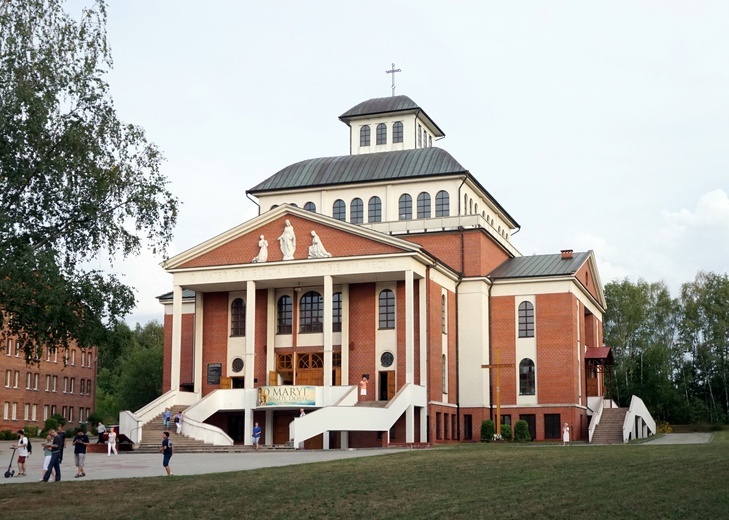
[622,395,656,442]
[588,396,605,443]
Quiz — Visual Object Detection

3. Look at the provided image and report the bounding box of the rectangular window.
[63,377,68,393]
[70,378,75,394]
[26,372,31,389]
[81,351,85,367]
[43,405,49,421]
[33,373,38,390]
[444,413,450,439]
[68,407,73,423]
[62,405,67,419]
[500,414,511,426]
[5,339,11,356]
[544,414,561,439]
[86,407,91,420]
[11,402,17,420]
[31,404,37,421]
[81,379,85,395]
[519,414,537,441]
[2,402,8,420]
[71,349,76,365]
[45,375,50,392]
[4,370,10,388]
[435,412,442,440]
[53,349,58,363]
[52,376,57,392]
[88,379,93,395]
[24,403,29,420]
[14,341,20,356]
[13,371,19,388]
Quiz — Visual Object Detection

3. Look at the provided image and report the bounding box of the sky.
[71,1,728,326]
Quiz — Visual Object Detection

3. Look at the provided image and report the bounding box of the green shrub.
[0,430,10,440]
[65,428,75,438]
[656,421,672,434]
[500,424,512,441]
[481,420,495,442]
[514,420,531,442]
[51,413,66,427]
[24,425,39,438]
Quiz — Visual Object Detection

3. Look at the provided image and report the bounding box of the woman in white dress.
[562,422,570,446]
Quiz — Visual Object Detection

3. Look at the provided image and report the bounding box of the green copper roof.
[339,95,420,119]
[489,252,591,279]
[248,147,467,194]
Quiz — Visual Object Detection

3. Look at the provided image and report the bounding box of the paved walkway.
[0,441,409,485]
[640,432,713,445]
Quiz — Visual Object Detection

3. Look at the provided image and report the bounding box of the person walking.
[39,434,54,481]
[562,422,570,446]
[159,431,173,476]
[96,421,106,443]
[252,422,262,451]
[42,429,62,482]
[163,407,171,429]
[72,428,90,478]
[107,427,118,456]
[359,376,368,401]
[12,430,29,477]
[56,427,67,465]
[174,411,183,435]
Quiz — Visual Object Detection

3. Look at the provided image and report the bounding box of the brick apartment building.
[125,94,612,448]
[1,335,97,432]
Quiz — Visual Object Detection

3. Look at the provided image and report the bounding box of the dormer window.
[399,194,412,220]
[351,198,363,224]
[376,123,387,145]
[418,124,422,147]
[360,125,370,147]
[429,135,432,147]
[393,121,403,143]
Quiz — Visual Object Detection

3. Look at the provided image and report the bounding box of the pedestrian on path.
[42,429,62,482]
[96,421,106,444]
[159,431,173,476]
[163,407,171,429]
[359,375,368,401]
[107,428,118,456]
[72,428,90,478]
[175,411,183,435]
[252,422,262,450]
[562,423,570,446]
[12,430,29,477]
[39,434,53,481]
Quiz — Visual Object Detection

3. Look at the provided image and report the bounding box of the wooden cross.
[386,63,401,96]
[481,348,515,436]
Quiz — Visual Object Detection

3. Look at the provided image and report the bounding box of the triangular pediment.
[163,205,424,271]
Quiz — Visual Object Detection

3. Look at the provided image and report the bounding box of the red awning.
[585,346,613,363]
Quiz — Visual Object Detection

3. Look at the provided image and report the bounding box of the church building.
[125,94,613,448]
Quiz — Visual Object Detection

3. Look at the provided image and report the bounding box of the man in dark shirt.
[159,431,173,476]
[42,429,62,482]
[56,427,67,464]
[72,429,90,478]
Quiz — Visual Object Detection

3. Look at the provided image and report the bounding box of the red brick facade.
[1,336,97,431]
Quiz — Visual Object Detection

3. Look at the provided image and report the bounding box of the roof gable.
[163,205,424,271]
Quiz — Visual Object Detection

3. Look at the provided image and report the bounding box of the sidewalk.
[0,441,409,484]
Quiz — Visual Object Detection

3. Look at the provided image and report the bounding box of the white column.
[405,270,415,442]
[420,406,427,442]
[267,288,276,382]
[171,285,182,391]
[265,409,273,447]
[194,292,204,396]
[340,431,349,449]
[419,278,427,387]
[323,430,330,450]
[341,283,350,385]
[245,280,256,389]
[244,406,253,447]
[323,275,333,387]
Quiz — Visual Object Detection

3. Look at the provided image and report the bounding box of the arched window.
[474,203,479,215]
[435,190,450,217]
[393,121,403,143]
[230,298,245,336]
[368,196,382,223]
[376,123,387,145]
[463,194,468,214]
[360,125,370,146]
[519,358,536,395]
[350,198,363,224]
[333,292,342,332]
[333,199,346,221]
[442,354,447,394]
[417,192,431,219]
[518,301,535,337]
[277,295,292,334]
[398,194,412,220]
[378,289,395,329]
[300,291,323,333]
[418,124,422,147]
[304,202,316,212]
[469,198,473,214]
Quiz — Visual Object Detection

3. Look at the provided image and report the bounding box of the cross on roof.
[385,63,401,97]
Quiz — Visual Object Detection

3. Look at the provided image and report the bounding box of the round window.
[231,357,244,373]
[380,351,394,368]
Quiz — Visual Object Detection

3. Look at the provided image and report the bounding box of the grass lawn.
[1,432,727,519]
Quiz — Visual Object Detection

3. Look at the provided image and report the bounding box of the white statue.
[252,235,268,263]
[308,230,332,258]
[278,219,296,260]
